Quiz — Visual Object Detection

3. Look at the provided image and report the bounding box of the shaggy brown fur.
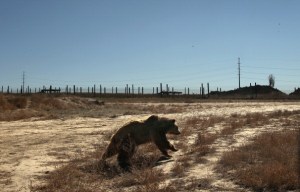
[101,115,180,170]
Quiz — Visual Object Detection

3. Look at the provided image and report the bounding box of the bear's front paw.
[170,145,178,152]
[162,151,172,158]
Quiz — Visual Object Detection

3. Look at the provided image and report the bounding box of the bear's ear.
[171,119,175,124]
[146,115,158,122]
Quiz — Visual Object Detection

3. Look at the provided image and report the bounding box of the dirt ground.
[0,101,300,192]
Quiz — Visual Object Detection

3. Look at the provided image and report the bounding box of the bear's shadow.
[82,155,174,179]
[154,156,174,167]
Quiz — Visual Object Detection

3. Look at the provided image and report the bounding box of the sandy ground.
[0,101,300,192]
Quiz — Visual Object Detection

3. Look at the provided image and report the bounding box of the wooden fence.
[1,83,215,98]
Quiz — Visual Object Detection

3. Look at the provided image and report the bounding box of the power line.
[243,65,300,71]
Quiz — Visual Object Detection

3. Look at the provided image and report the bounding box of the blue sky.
[0,0,299,93]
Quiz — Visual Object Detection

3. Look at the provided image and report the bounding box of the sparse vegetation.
[218,129,299,191]
[1,97,300,192]
[31,141,174,192]
[0,94,27,110]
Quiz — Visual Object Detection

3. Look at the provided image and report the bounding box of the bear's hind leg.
[101,141,119,160]
[117,134,136,171]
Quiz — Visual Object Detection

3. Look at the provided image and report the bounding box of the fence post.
[116,87,118,94]
[1,86,3,93]
[160,83,162,93]
[7,86,9,94]
[100,85,102,95]
[255,82,257,98]
[142,87,144,95]
[188,88,190,95]
[207,83,210,97]
[132,84,134,95]
[201,83,204,98]
[94,84,96,97]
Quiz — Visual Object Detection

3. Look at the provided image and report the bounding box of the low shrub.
[218,129,299,191]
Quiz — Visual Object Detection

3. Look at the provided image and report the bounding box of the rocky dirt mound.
[210,85,287,99]
[289,88,300,97]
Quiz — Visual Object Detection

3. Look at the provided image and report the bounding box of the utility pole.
[238,58,241,89]
[22,71,25,94]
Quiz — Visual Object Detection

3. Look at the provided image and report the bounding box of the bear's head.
[146,115,180,135]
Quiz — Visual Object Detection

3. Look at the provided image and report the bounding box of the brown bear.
[101,115,180,170]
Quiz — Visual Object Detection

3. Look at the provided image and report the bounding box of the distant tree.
[268,74,275,87]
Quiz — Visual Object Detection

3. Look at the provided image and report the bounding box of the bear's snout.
[169,129,181,135]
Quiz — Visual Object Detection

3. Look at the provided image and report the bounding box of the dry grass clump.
[221,119,244,135]
[0,94,73,121]
[141,104,185,114]
[244,112,269,126]
[31,163,98,192]
[221,113,249,135]
[131,143,162,169]
[218,129,299,191]
[0,109,44,121]
[170,162,185,177]
[171,177,212,191]
[221,110,300,136]
[0,94,27,110]
[192,132,217,158]
[201,116,224,129]
[31,140,173,192]
[30,95,68,110]
[268,109,300,118]
[184,115,224,130]
[119,168,176,192]
[179,116,220,163]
